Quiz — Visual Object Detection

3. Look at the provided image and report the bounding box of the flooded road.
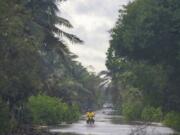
[50,110,176,135]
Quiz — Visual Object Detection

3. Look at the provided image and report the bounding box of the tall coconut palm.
[25,0,82,53]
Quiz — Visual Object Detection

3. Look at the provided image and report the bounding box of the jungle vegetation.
[0,0,103,134]
[106,0,180,130]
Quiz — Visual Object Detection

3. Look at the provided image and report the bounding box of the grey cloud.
[74,0,128,17]
[59,0,130,72]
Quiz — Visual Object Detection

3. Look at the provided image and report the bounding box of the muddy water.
[50,110,176,135]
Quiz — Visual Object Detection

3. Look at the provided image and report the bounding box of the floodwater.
[50,110,177,135]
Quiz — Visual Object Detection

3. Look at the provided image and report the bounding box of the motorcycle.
[86,117,95,125]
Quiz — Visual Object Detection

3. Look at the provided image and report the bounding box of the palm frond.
[98,70,112,77]
[56,17,73,28]
[53,26,83,44]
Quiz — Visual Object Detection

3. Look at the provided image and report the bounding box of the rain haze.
[58,0,130,73]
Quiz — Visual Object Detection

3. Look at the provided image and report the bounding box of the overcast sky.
[58,0,130,73]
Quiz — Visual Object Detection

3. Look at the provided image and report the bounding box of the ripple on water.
[50,110,177,135]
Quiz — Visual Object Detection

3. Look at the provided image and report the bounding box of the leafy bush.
[141,106,162,122]
[63,104,80,123]
[122,101,143,121]
[27,95,80,125]
[163,111,180,131]
[122,87,143,121]
[0,98,11,134]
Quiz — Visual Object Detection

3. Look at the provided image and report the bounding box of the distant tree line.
[106,0,180,130]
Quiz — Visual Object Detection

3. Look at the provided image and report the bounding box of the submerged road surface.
[50,110,176,135]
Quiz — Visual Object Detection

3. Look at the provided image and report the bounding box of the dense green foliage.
[0,0,103,133]
[121,87,143,121]
[106,0,180,130]
[0,98,11,134]
[141,106,162,122]
[27,95,80,125]
[163,111,180,130]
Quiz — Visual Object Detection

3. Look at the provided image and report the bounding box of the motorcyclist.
[86,110,95,124]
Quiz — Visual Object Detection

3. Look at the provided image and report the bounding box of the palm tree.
[24,0,83,89]
[25,0,82,52]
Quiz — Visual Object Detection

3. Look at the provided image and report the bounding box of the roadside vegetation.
[106,0,180,131]
[26,95,80,125]
[0,0,103,134]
